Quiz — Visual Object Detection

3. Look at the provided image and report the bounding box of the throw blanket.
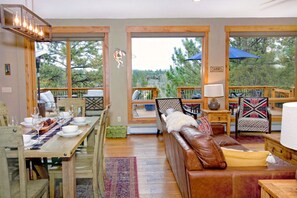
[166,111,198,132]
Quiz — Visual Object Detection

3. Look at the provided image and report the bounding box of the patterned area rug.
[230,134,264,144]
[56,157,139,198]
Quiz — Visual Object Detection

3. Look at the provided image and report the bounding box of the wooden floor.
[104,134,265,198]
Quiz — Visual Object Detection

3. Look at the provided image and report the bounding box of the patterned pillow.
[196,116,213,135]
[240,97,268,119]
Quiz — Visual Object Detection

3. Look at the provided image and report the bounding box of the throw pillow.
[240,97,268,119]
[180,127,227,169]
[196,116,213,135]
[221,147,269,167]
[166,111,198,133]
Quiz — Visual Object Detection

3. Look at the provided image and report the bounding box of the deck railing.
[40,87,104,99]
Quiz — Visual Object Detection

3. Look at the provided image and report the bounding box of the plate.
[57,130,83,138]
[70,120,91,126]
[20,122,33,128]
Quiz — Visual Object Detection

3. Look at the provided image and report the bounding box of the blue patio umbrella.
[187,47,260,60]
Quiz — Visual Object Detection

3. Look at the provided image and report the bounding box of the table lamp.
[204,84,224,110]
[280,102,297,179]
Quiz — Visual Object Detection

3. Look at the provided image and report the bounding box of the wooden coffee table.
[263,133,297,165]
[259,180,297,198]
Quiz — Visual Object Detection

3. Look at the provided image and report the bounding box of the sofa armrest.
[211,124,225,135]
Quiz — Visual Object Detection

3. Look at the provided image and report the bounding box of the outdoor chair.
[57,98,86,117]
[83,90,104,116]
[155,98,199,136]
[235,97,272,138]
[49,105,110,198]
[0,126,49,198]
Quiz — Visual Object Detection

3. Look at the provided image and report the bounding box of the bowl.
[23,134,31,144]
[60,112,71,118]
[73,117,86,123]
[62,125,78,134]
[24,117,33,124]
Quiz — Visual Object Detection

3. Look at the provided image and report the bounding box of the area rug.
[55,157,139,198]
[230,134,264,144]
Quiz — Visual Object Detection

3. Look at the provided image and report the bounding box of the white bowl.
[24,117,33,124]
[23,134,31,144]
[60,112,71,118]
[62,125,78,134]
[73,117,86,123]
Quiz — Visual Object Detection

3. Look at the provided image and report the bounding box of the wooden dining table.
[18,116,99,197]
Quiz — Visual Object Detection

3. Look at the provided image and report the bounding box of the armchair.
[235,97,271,138]
[155,98,199,136]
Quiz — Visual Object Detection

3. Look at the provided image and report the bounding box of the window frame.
[126,26,210,124]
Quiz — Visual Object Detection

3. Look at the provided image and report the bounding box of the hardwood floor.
[104,134,265,198]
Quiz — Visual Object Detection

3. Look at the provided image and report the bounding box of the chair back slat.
[92,104,110,197]
[0,126,27,198]
[57,98,86,117]
[0,102,8,126]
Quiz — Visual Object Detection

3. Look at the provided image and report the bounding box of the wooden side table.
[201,109,231,136]
[263,134,297,165]
[258,179,297,198]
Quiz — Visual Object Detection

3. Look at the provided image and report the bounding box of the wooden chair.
[0,126,49,198]
[57,98,86,117]
[49,105,110,198]
[0,101,8,126]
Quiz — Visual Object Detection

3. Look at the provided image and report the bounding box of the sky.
[132,38,186,71]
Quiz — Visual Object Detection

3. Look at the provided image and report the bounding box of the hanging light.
[0,4,51,41]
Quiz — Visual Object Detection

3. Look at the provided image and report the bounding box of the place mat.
[26,118,72,150]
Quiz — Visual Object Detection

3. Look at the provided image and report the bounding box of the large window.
[225,26,297,121]
[127,26,209,124]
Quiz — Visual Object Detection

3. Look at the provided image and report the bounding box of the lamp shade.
[280,102,297,150]
[204,84,224,98]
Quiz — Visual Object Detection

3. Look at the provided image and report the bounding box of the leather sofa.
[163,123,296,198]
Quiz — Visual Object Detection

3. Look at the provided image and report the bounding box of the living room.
[1,0,297,197]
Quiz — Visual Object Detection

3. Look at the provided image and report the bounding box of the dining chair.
[49,105,110,198]
[0,101,8,126]
[57,98,86,117]
[0,126,49,198]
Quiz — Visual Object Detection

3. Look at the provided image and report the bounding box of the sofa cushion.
[221,147,269,167]
[180,126,227,169]
[196,116,213,135]
[166,111,198,132]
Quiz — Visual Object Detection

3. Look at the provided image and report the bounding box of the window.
[127,26,209,124]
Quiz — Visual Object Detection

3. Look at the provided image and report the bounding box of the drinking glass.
[69,105,75,117]
[32,106,40,118]
[32,116,43,142]
[8,116,18,126]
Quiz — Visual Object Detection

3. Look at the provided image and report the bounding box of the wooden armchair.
[155,98,199,136]
[0,126,49,197]
[235,97,272,138]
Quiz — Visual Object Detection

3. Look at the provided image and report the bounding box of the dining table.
[10,116,100,197]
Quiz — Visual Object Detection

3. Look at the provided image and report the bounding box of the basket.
[106,126,127,138]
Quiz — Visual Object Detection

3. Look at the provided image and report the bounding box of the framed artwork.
[5,64,11,75]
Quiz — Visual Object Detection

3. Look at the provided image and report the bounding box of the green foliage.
[36,41,103,88]
[229,37,296,89]
[165,38,202,97]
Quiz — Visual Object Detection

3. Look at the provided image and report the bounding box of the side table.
[258,179,297,198]
[201,109,231,136]
[263,134,297,165]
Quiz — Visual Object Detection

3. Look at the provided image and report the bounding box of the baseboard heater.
[127,126,157,134]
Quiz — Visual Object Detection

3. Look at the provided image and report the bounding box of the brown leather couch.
[163,124,296,198]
